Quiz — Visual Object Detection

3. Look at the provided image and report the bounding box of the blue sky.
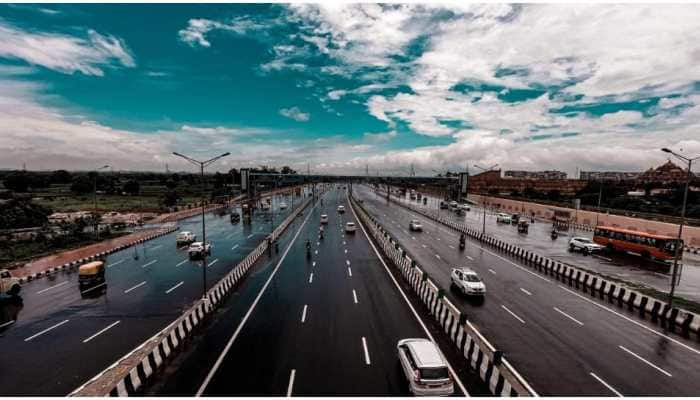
[0,3,699,175]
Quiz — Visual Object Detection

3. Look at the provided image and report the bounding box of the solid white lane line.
[520,288,532,296]
[301,305,308,323]
[107,259,125,268]
[346,260,350,266]
[501,305,526,324]
[165,281,184,294]
[590,372,623,397]
[124,281,146,294]
[466,255,474,261]
[141,259,157,268]
[362,336,371,365]
[176,258,188,267]
[347,267,352,277]
[558,284,700,357]
[353,289,358,304]
[36,280,69,294]
[80,282,106,295]
[24,319,69,342]
[286,369,296,397]
[309,273,313,284]
[231,244,239,251]
[247,234,254,239]
[554,307,584,326]
[619,345,672,377]
[83,320,121,343]
[488,269,496,275]
[207,258,219,267]
[349,194,470,396]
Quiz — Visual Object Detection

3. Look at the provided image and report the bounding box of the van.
[397,338,454,396]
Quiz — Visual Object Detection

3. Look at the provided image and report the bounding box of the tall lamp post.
[474,164,499,235]
[661,148,698,309]
[173,151,230,302]
[93,164,110,240]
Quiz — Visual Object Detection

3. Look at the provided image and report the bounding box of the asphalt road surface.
[390,188,700,303]
[153,187,471,396]
[356,184,700,396]
[0,190,304,395]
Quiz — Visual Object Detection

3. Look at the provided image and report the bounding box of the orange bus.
[593,226,682,262]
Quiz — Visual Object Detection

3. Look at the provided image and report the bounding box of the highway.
[393,188,700,303]
[151,187,476,396]
[355,184,700,395]
[0,190,304,395]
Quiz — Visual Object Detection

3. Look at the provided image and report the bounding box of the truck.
[0,269,21,296]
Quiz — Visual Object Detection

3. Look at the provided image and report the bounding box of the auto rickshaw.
[78,261,106,295]
[517,219,529,234]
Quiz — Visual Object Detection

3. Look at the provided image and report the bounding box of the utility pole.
[93,165,109,240]
[173,151,230,303]
[474,163,499,235]
[661,148,698,309]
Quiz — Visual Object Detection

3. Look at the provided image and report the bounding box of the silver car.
[397,338,454,396]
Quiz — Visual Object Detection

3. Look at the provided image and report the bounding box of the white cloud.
[0,22,134,76]
[279,106,310,122]
[363,131,397,142]
[178,17,271,47]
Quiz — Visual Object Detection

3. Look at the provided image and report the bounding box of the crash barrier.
[350,195,535,397]
[70,195,316,396]
[685,245,699,255]
[17,224,178,285]
[376,188,700,342]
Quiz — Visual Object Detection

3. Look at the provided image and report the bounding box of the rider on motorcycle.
[459,233,466,249]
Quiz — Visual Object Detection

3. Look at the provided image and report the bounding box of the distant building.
[638,160,694,183]
[469,170,586,196]
[504,170,567,180]
[579,171,640,182]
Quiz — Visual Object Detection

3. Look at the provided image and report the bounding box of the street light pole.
[173,151,230,302]
[661,148,698,309]
[93,165,109,240]
[474,164,499,236]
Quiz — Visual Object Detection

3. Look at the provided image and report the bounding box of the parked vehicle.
[188,242,212,259]
[345,222,357,233]
[397,338,454,396]
[568,237,604,255]
[78,261,106,291]
[450,268,486,296]
[448,201,458,210]
[320,214,329,224]
[337,205,345,213]
[0,269,21,296]
[409,220,423,232]
[176,231,196,245]
[496,213,512,224]
[423,198,428,205]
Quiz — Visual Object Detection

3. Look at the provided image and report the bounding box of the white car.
[188,242,212,259]
[496,213,512,224]
[176,231,196,245]
[320,214,329,224]
[397,338,454,396]
[450,268,486,296]
[448,201,458,209]
[279,202,288,210]
[569,237,603,255]
[459,204,470,211]
[409,219,423,232]
[345,222,357,233]
[337,205,345,213]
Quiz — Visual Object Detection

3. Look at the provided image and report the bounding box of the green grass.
[34,195,201,213]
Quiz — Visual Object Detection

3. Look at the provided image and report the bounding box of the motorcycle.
[551,230,558,240]
[306,240,312,258]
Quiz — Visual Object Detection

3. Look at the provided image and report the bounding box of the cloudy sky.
[0,3,699,176]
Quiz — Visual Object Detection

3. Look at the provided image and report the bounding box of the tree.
[123,180,140,195]
[70,175,93,195]
[50,170,72,184]
[162,191,180,207]
[0,199,51,229]
[165,179,178,190]
[280,166,297,174]
[2,172,30,192]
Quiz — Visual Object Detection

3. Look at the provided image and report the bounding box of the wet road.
[0,190,306,395]
[390,188,700,303]
[356,184,700,396]
[153,187,472,396]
